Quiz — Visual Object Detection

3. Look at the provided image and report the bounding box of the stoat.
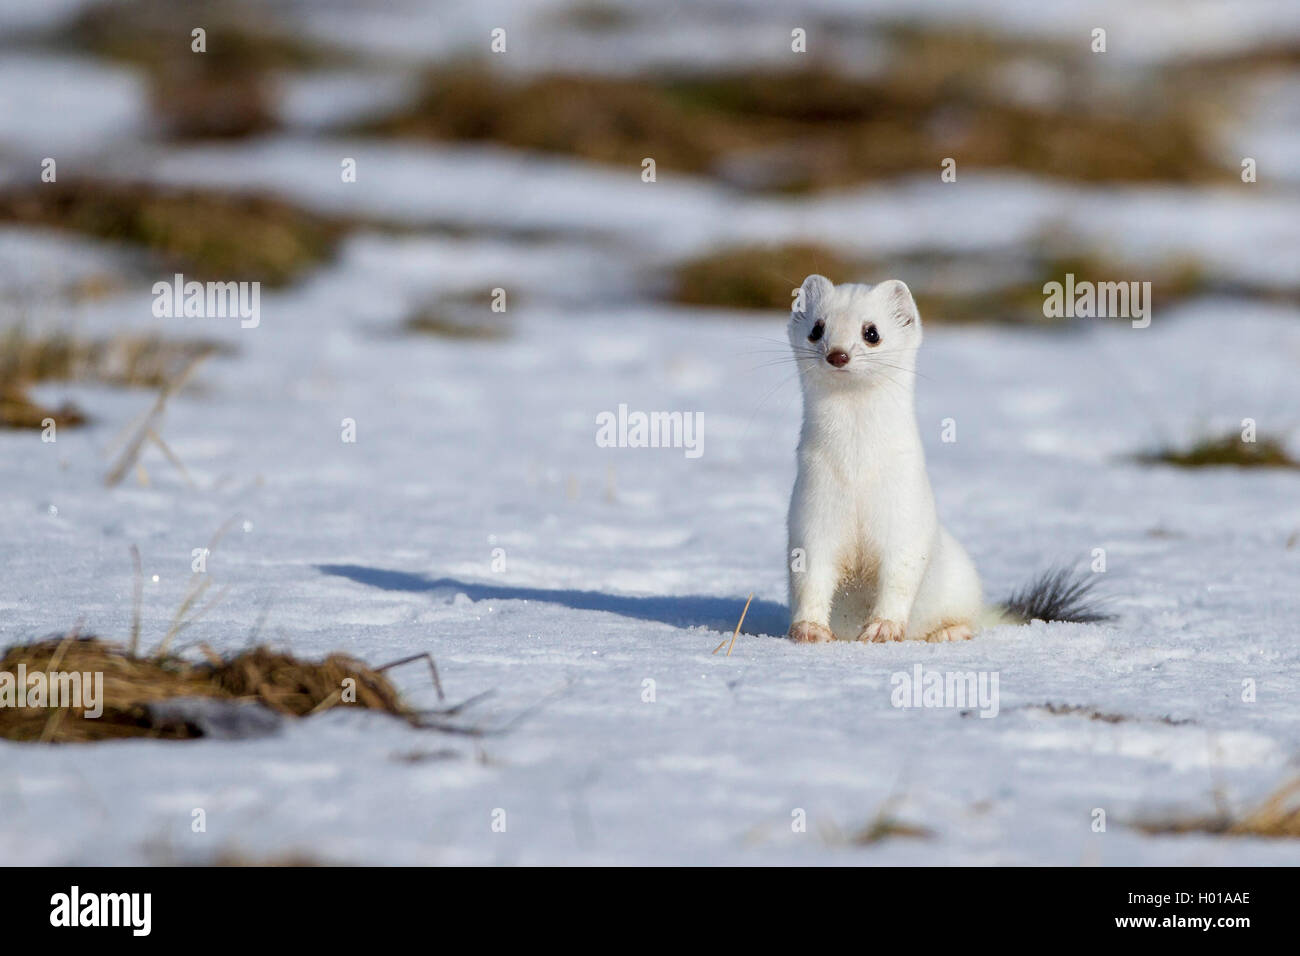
[785,275,1107,643]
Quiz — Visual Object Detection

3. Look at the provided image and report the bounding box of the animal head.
[787,275,922,388]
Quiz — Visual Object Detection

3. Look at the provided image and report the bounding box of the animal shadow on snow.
[317,565,789,637]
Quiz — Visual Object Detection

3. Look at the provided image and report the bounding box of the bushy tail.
[999,565,1113,624]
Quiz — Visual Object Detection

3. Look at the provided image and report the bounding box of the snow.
[84,138,1300,286]
[242,0,1300,68]
[0,0,106,35]
[1,0,1299,867]
[0,226,136,304]
[0,54,148,159]
[1222,74,1300,185]
[699,0,1300,64]
[2,227,1299,863]
[275,71,419,131]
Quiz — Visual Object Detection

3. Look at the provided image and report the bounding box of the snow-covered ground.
[2,225,1298,864]
[1,0,1298,866]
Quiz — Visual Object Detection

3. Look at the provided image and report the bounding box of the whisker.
[741,367,803,441]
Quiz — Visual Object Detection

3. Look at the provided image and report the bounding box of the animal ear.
[794,274,833,316]
[877,279,919,328]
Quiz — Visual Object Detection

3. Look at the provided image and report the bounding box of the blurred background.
[2,0,1299,544]
[2,1,1298,399]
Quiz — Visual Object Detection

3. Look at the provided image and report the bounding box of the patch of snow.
[0,54,148,157]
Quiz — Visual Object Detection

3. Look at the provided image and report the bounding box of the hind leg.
[905,527,983,640]
[924,623,973,643]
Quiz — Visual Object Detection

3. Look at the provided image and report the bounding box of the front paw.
[857,619,906,643]
[789,621,834,644]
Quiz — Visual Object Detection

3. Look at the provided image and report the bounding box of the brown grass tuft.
[665,242,1223,319]
[207,851,332,867]
[0,388,86,431]
[849,814,933,845]
[672,243,863,311]
[0,325,233,391]
[402,294,514,340]
[358,50,1224,192]
[1137,434,1299,470]
[818,792,934,847]
[0,182,346,286]
[1134,777,1300,838]
[0,325,233,431]
[57,0,348,139]
[0,635,412,744]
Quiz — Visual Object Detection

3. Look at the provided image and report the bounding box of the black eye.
[863,324,880,345]
[807,320,824,342]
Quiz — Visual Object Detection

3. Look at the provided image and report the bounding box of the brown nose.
[826,350,850,368]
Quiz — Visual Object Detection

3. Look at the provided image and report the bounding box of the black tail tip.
[1001,565,1114,624]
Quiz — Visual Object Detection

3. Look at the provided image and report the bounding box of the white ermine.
[785,274,1105,644]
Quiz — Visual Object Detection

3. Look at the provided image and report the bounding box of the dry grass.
[0,326,232,391]
[0,634,413,743]
[404,312,506,339]
[666,242,1218,320]
[59,0,339,74]
[0,325,233,431]
[847,814,933,845]
[56,0,348,139]
[921,252,1207,324]
[0,388,86,431]
[358,44,1223,192]
[40,11,1247,187]
[710,593,754,656]
[1137,434,1299,470]
[551,1,639,32]
[206,851,331,867]
[402,292,514,340]
[101,351,215,488]
[673,244,863,311]
[817,792,934,847]
[1134,777,1300,838]
[0,182,346,286]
